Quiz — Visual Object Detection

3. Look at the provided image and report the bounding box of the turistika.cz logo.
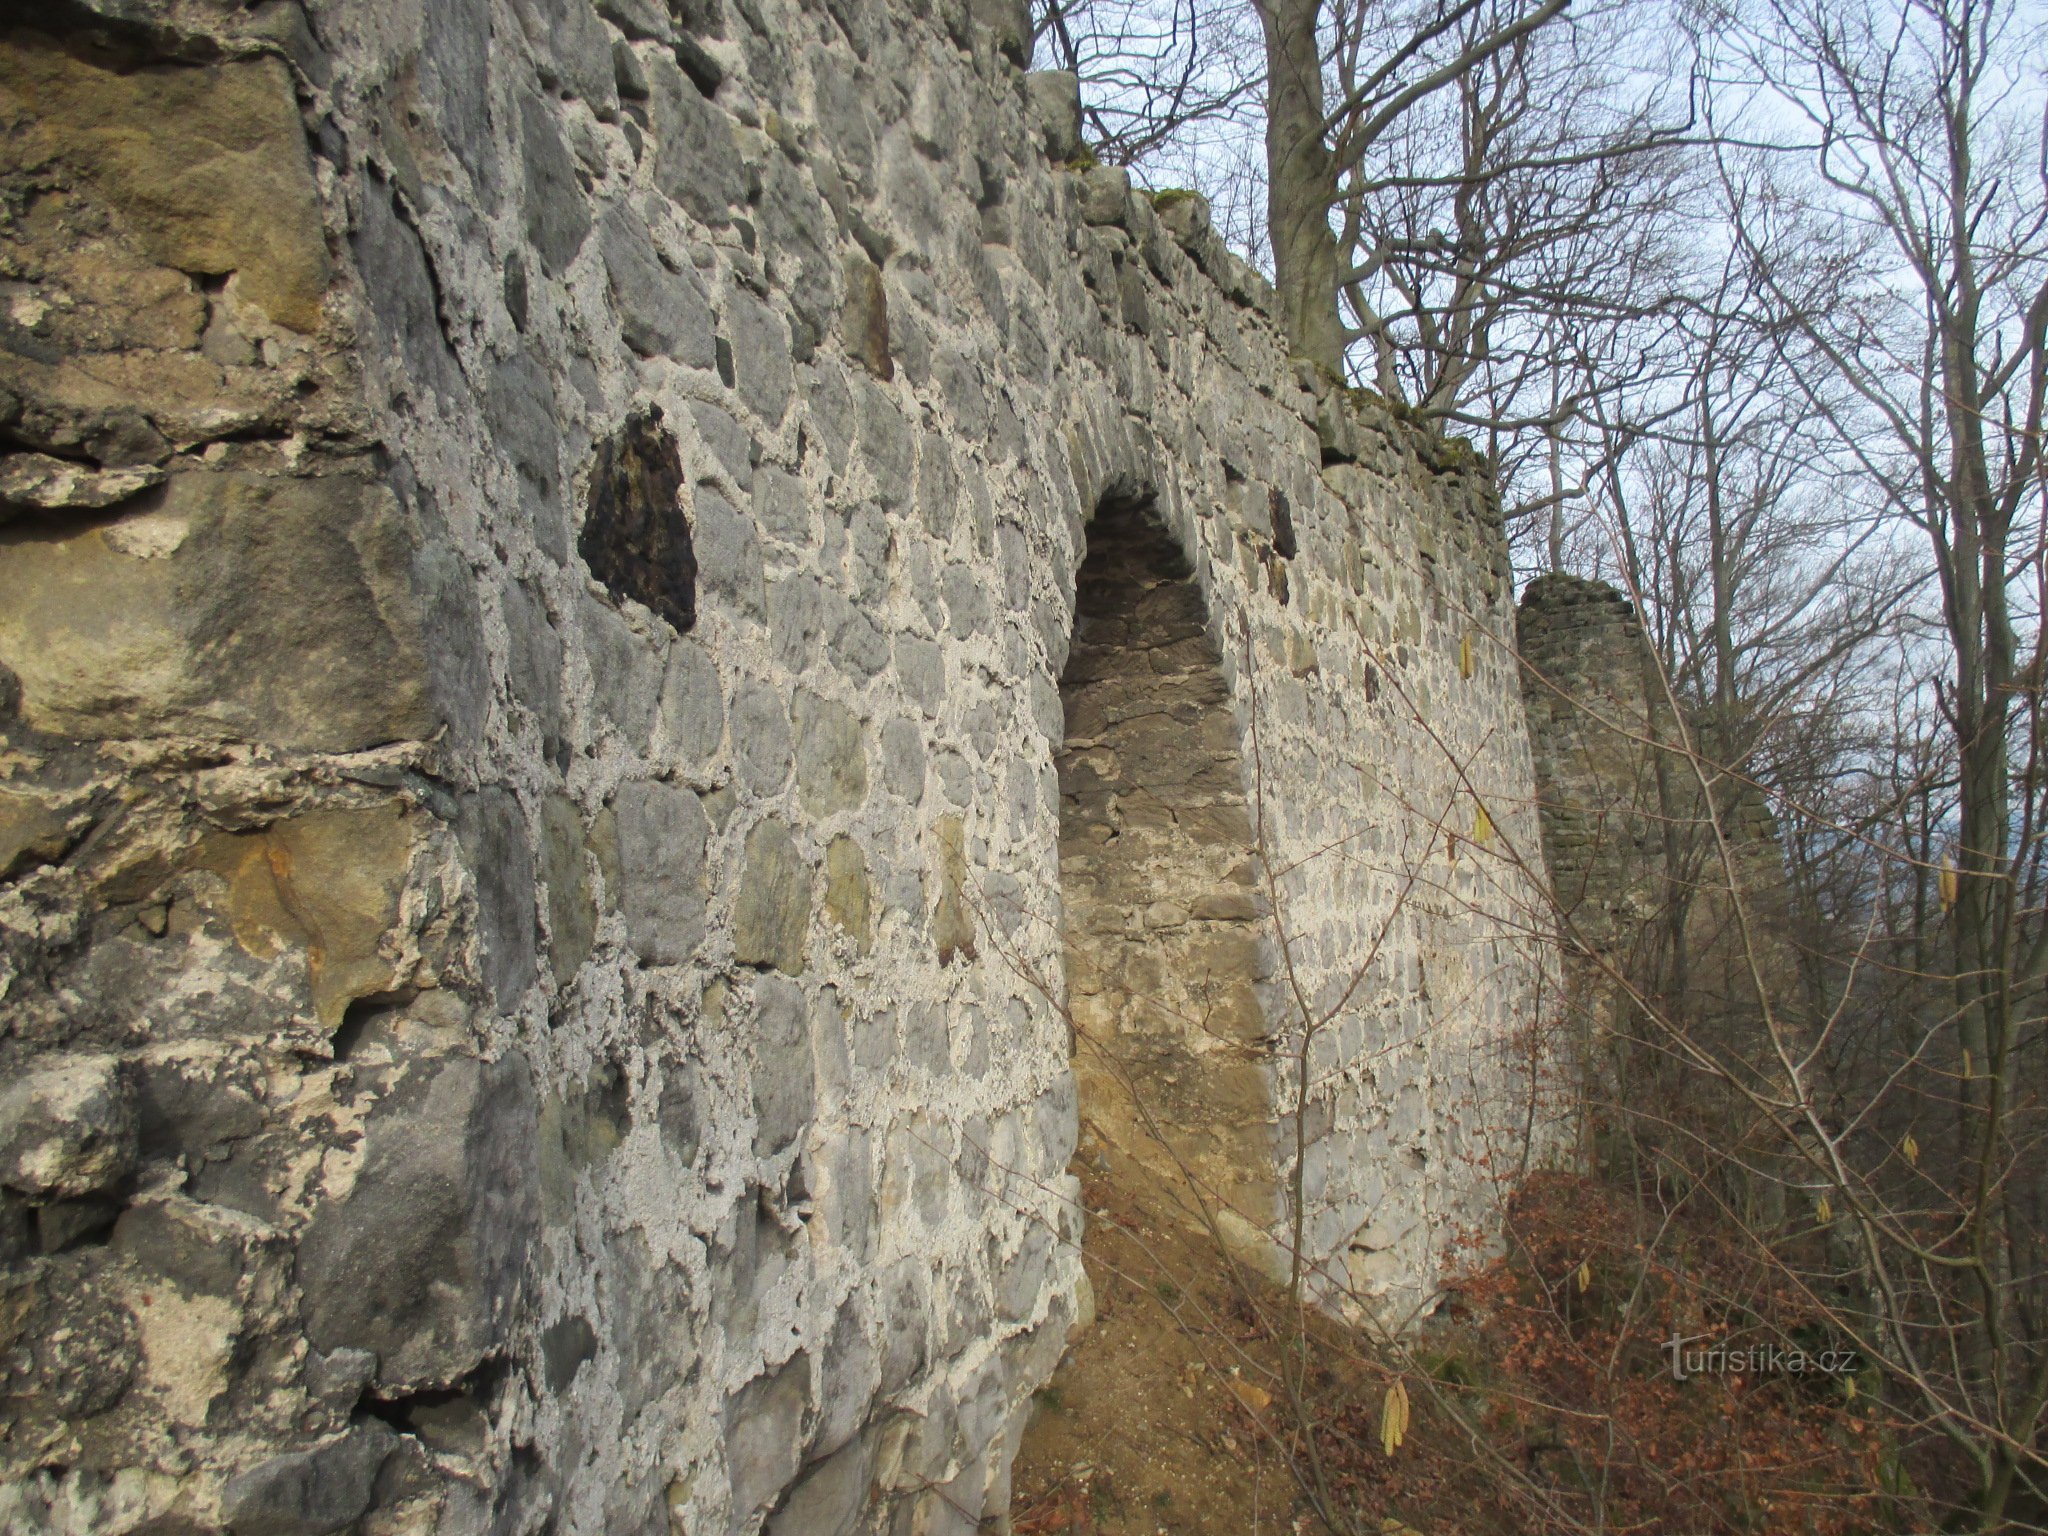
[1662,1334,1860,1382]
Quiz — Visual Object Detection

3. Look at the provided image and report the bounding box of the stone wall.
[1,4,1550,1533]
[1517,573,1801,1094]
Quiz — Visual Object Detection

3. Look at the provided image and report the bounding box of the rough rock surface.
[0,4,1552,1533]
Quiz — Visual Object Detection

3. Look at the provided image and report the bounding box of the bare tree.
[1031,0,1267,166]
[1695,0,2048,1515]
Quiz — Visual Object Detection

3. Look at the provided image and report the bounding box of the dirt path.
[1006,1115,1315,1536]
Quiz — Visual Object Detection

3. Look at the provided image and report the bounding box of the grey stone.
[350,163,463,407]
[997,521,1031,613]
[733,818,809,974]
[650,56,745,226]
[848,503,892,606]
[933,748,972,807]
[798,357,858,472]
[725,288,794,425]
[811,52,877,190]
[692,487,766,618]
[855,379,913,509]
[304,1348,377,1412]
[726,1355,810,1527]
[221,1422,395,1536]
[932,346,987,441]
[970,0,1030,63]
[754,158,838,351]
[510,0,617,114]
[613,780,711,965]
[752,975,815,1155]
[851,1007,896,1071]
[519,93,591,276]
[879,718,926,801]
[689,399,756,491]
[490,349,566,530]
[894,635,946,715]
[766,1427,871,1536]
[579,592,665,748]
[1026,71,1082,161]
[731,679,794,794]
[1079,164,1130,227]
[613,38,651,99]
[913,429,957,538]
[600,204,716,366]
[769,574,888,679]
[944,1276,991,1355]
[1154,188,1211,247]
[941,564,990,640]
[753,466,811,545]
[297,1054,539,1392]
[878,1257,927,1394]
[793,693,867,816]
[0,1055,136,1200]
[996,1226,1052,1322]
[538,794,599,981]
[598,0,673,38]
[655,638,724,768]
[457,788,538,1011]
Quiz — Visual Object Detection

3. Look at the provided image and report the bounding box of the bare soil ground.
[1007,1119,1320,1536]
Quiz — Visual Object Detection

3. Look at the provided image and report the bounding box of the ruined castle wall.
[2,4,1548,1533]
[1517,573,1802,1076]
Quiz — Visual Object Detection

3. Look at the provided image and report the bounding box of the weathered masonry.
[1,3,1550,1532]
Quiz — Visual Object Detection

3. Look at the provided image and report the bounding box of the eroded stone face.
[1,36,331,334]
[296,1053,540,1394]
[0,473,435,750]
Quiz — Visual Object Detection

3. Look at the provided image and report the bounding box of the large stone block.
[600,203,717,366]
[296,1053,539,1393]
[733,819,809,974]
[2,38,330,332]
[194,803,423,1029]
[613,780,711,966]
[0,472,434,751]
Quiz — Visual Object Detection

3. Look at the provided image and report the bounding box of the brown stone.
[823,834,874,952]
[195,803,420,1028]
[733,819,809,974]
[4,38,332,332]
[842,251,892,380]
[0,789,74,877]
[931,814,975,964]
[539,794,599,982]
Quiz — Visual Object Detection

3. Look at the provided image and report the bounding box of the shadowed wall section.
[1057,499,1278,1250]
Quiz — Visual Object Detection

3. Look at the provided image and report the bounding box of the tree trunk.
[1257,0,1347,376]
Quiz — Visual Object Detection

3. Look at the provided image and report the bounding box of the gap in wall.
[1054,496,1277,1235]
